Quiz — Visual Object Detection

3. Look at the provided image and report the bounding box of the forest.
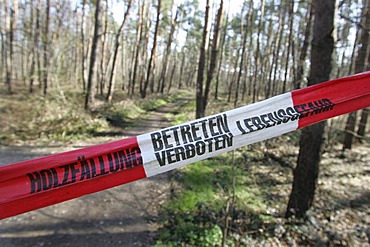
[0,0,369,246]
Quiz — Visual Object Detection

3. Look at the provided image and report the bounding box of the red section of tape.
[0,137,147,219]
[292,71,370,128]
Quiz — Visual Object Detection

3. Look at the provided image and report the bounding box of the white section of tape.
[138,92,299,177]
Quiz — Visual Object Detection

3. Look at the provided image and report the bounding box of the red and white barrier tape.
[0,72,369,220]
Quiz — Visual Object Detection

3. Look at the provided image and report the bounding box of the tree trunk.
[286,0,336,219]
[356,108,369,141]
[253,0,265,103]
[158,2,179,94]
[149,1,162,95]
[203,0,223,110]
[43,0,50,96]
[30,0,41,93]
[178,50,186,89]
[141,0,161,99]
[4,0,10,91]
[296,4,313,89]
[343,0,370,150]
[81,0,87,92]
[0,4,4,81]
[5,0,18,93]
[270,6,284,97]
[262,17,274,99]
[99,0,109,96]
[195,0,210,119]
[138,5,151,93]
[167,53,177,93]
[282,0,294,93]
[106,0,133,103]
[234,1,251,107]
[214,8,229,100]
[227,41,239,103]
[130,0,146,96]
[85,0,101,110]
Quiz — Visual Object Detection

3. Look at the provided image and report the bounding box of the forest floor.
[0,88,192,247]
[152,98,370,246]
[0,86,369,246]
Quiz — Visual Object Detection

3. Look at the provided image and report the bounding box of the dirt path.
[0,97,191,247]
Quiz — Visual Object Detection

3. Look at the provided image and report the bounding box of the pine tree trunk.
[81,0,87,92]
[178,50,186,89]
[286,0,336,219]
[214,9,228,100]
[159,2,178,94]
[141,0,161,99]
[5,0,18,93]
[106,0,133,102]
[343,0,370,150]
[195,0,210,119]
[234,1,251,106]
[203,0,223,110]
[167,54,177,93]
[43,0,50,96]
[30,0,41,93]
[130,0,145,96]
[296,3,313,89]
[356,108,369,141]
[253,0,265,103]
[282,0,294,93]
[85,0,101,110]
[99,0,109,96]
[0,4,4,81]
[269,5,284,97]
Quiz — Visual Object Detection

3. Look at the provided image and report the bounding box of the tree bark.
[43,0,50,95]
[5,0,18,93]
[85,0,101,110]
[130,0,146,96]
[203,0,223,110]
[343,0,370,150]
[141,0,161,99]
[106,0,133,103]
[253,0,265,103]
[286,0,336,219]
[99,0,109,96]
[270,6,284,97]
[282,0,294,93]
[178,50,186,89]
[29,0,41,93]
[214,8,229,100]
[138,7,151,93]
[80,0,87,92]
[0,4,4,81]
[158,2,179,94]
[296,3,313,89]
[167,53,177,93]
[234,1,251,107]
[195,0,210,119]
[356,108,369,141]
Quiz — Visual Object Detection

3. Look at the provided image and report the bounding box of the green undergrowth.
[172,99,196,125]
[155,146,276,246]
[139,91,192,112]
[101,91,193,132]
[0,90,109,145]
[166,156,265,213]
[0,86,193,145]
